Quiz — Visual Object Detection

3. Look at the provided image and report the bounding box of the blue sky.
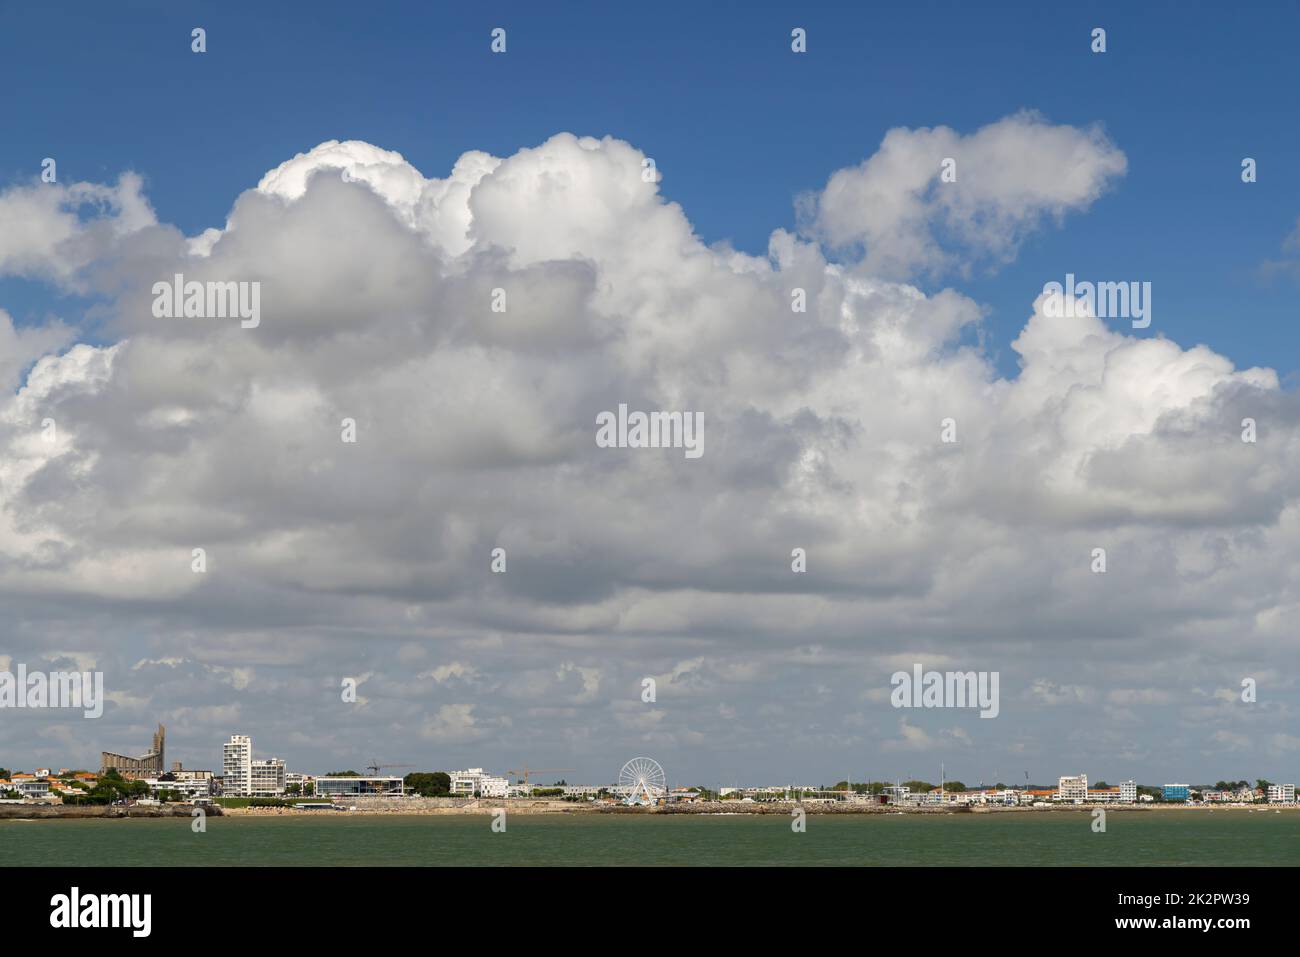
[3,0,1298,379]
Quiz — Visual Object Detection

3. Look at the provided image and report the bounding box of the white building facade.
[222,735,252,796]
[221,735,286,797]
[250,759,286,797]
[449,768,508,797]
[1057,774,1088,803]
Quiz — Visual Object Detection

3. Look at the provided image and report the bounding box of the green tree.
[403,771,451,797]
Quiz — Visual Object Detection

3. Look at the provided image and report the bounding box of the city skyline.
[3,2,1300,787]
[2,722,1296,796]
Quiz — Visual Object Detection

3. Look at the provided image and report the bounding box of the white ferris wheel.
[618,757,667,805]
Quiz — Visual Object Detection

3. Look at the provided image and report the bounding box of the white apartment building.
[449,768,508,797]
[1267,783,1296,804]
[449,768,484,795]
[221,735,286,797]
[1086,788,1122,803]
[1120,780,1137,803]
[222,735,252,796]
[145,777,214,800]
[1057,774,1088,803]
[250,759,286,797]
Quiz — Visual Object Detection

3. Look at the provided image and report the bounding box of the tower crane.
[366,761,414,775]
[507,767,575,790]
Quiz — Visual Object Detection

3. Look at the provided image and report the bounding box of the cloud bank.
[1,115,1296,784]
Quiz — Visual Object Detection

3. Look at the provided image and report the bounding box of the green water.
[4,811,1300,866]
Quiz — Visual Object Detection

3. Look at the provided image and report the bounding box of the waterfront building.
[1057,774,1088,803]
[1120,780,1137,803]
[222,735,252,795]
[1086,787,1121,803]
[100,724,165,780]
[1267,783,1296,804]
[144,776,214,800]
[250,759,286,797]
[562,785,604,799]
[449,768,509,797]
[221,735,286,797]
[1162,783,1191,803]
[449,768,485,795]
[9,774,51,799]
[313,776,404,798]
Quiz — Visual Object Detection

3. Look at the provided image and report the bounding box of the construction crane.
[507,767,575,790]
[366,761,414,776]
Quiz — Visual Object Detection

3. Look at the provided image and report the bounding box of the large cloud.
[0,118,1295,784]
[805,110,1128,278]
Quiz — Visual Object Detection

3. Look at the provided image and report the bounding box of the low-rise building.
[1021,789,1057,805]
[9,774,51,799]
[1086,787,1122,803]
[449,768,509,797]
[313,776,405,798]
[1162,783,1191,803]
[145,776,215,801]
[562,785,605,799]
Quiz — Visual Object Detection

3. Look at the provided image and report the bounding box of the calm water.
[4,811,1299,866]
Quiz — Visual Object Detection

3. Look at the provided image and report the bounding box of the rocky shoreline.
[0,803,220,819]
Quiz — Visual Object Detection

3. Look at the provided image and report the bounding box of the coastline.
[6,798,1295,820]
[217,800,1300,817]
[0,803,219,820]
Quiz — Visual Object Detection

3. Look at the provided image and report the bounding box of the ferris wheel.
[619,757,666,805]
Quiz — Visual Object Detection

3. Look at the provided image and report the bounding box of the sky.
[1,0,1299,789]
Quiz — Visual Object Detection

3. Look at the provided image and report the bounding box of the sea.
[4,810,1300,866]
